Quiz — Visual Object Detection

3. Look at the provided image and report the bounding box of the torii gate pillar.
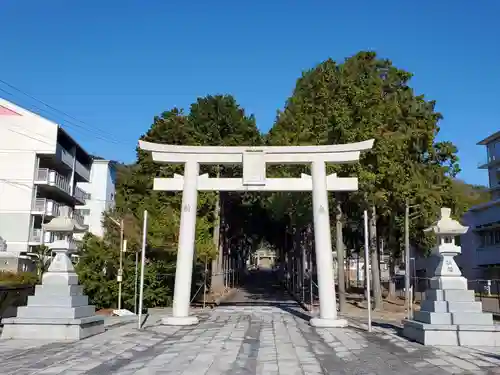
[310,160,341,326]
[139,140,374,327]
[167,160,200,325]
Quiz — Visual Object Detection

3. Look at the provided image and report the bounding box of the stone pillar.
[162,160,199,326]
[309,160,347,327]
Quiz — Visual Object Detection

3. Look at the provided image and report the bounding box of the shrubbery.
[0,271,39,286]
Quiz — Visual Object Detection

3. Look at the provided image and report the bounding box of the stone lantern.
[424,207,468,291]
[403,207,500,346]
[1,207,105,340]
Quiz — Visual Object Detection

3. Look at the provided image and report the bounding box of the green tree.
[77,95,266,309]
[266,51,464,310]
[29,245,52,277]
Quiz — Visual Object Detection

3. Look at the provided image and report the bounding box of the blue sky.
[0,0,498,185]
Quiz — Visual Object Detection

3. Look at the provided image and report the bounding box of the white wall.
[0,148,39,253]
[0,98,60,253]
[76,160,116,238]
[0,98,58,154]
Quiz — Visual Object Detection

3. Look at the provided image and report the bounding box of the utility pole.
[109,217,124,310]
[118,238,126,310]
[118,221,124,310]
[404,199,411,319]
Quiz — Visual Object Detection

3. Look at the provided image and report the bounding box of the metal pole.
[309,251,313,311]
[137,210,148,329]
[364,210,372,332]
[409,285,413,319]
[134,251,138,314]
[405,199,411,319]
[118,220,124,310]
[203,256,207,309]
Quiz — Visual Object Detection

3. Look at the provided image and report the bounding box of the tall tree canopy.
[76,52,487,311]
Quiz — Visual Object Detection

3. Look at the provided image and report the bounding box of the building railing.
[35,168,71,195]
[30,229,42,243]
[73,186,87,203]
[29,229,53,244]
[73,211,85,226]
[75,159,91,181]
[56,144,74,169]
[31,198,60,216]
[478,155,500,168]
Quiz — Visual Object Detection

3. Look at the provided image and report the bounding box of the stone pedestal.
[403,287,500,346]
[1,248,104,341]
[402,208,500,346]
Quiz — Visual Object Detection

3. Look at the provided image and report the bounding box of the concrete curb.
[214,288,239,306]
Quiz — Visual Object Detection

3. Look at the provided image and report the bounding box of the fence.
[152,268,242,312]
[281,270,500,316]
[281,269,320,311]
[390,277,500,314]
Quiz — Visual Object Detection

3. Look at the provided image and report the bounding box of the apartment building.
[460,131,500,280]
[0,98,91,258]
[75,159,116,238]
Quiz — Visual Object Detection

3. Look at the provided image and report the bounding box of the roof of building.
[1,97,93,161]
[478,130,500,145]
[91,158,119,170]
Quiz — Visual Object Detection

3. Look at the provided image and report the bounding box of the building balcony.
[75,159,91,181]
[31,198,61,217]
[29,229,53,245]
[74,186,87,205]
[34,168,87,204]
[72,211,86,227]
[478,155,500,169]
[55,143,74,170]
[34,168,71,195]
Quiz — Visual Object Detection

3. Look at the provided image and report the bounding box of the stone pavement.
[0,271,499,374]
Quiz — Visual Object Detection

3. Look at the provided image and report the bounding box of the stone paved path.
[0,270,499,374]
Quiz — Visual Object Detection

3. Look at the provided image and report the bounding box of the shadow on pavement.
[219,269,312,321]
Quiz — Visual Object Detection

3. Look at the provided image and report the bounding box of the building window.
[479,229,500,248]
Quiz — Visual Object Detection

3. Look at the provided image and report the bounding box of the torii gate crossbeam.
[139,140,374,327]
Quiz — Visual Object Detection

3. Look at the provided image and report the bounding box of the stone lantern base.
[403,283,500,346]
[1,284,105,341]
[1,249,104,341]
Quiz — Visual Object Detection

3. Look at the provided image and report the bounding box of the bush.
[0,271,39,286]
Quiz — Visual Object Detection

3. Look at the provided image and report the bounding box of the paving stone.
[1,271,500,374]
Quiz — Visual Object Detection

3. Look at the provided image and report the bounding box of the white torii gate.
[139,139,374,327]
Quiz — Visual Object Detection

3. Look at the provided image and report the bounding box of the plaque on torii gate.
[139,139,374,327]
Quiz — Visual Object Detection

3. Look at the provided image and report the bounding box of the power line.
[0,81,132,146]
